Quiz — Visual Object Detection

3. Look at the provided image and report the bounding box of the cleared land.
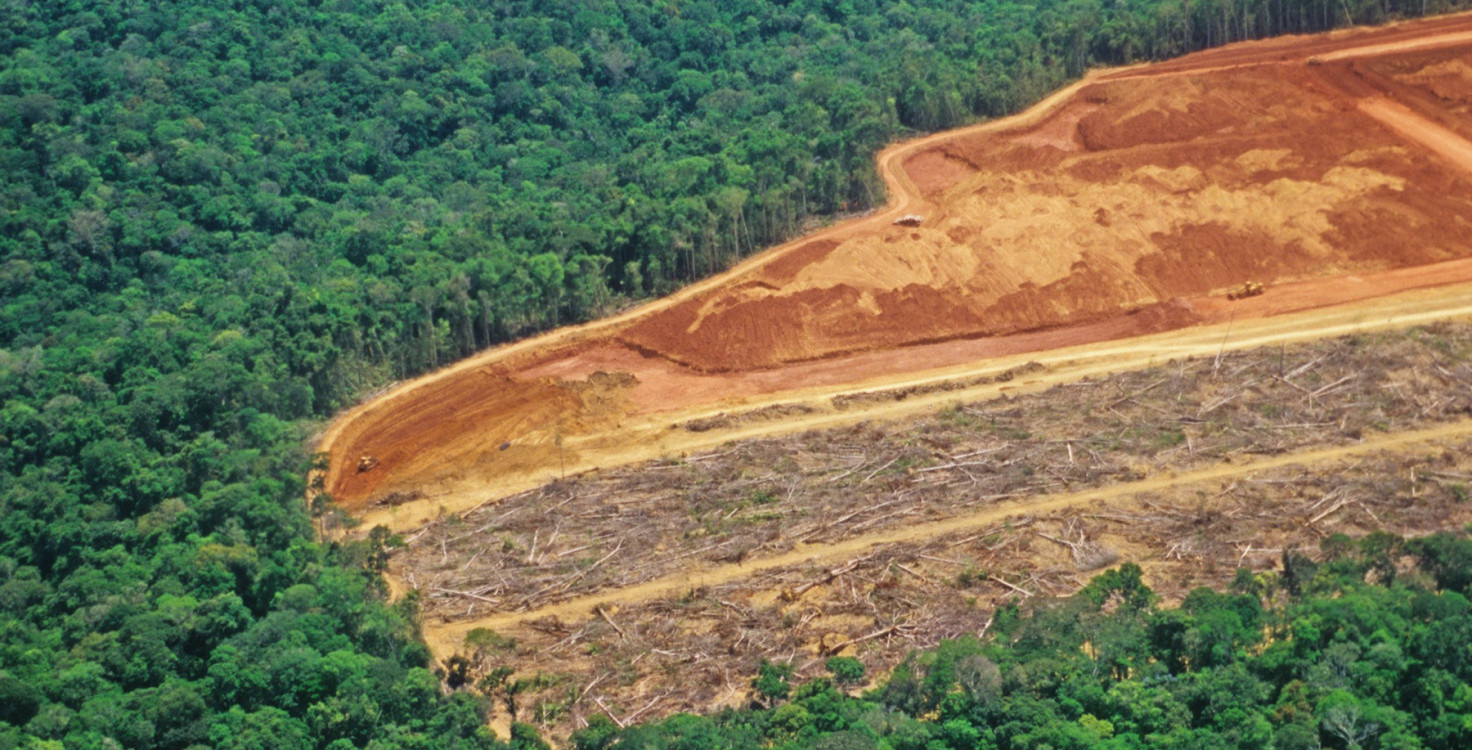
[403,323,1472,736]
[313,14,1472,738]
[320,14,1472,525]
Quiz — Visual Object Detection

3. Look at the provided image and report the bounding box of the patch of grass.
[1411,326,1455,357]
[1152,428,1186,449]
[747,489,778,506]
[1450,482,1468,503]
[989,420,1033,441]
[955,563,988,588]
[466,628,518,652]
[940,402,978,427]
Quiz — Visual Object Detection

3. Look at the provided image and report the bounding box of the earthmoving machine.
[1226,281,1265,300]
[893,214,925,227]
[357,454,379,472]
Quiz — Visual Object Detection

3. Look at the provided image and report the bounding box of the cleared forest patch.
[400,323,1472,620]
[396,322,1472,736]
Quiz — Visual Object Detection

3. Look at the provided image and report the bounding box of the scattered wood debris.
[396,323,1472,740]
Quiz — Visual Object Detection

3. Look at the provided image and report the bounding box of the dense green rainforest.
[5,1,1472,748]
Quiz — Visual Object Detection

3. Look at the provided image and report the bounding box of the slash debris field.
[396,322,1472,736]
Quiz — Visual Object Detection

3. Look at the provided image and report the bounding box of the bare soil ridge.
[319,13,1472,530]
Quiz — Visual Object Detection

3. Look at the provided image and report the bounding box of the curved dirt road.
[320,12,1472,533]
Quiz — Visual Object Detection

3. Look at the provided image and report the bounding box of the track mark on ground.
[1318,27,1472,62]
[1358,96,1472,174]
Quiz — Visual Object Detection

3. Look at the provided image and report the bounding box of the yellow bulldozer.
[1226,281,1265,301]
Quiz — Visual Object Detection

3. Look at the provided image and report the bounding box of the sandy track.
[1106,13,1472,75]
[1358,96,1472,172]
[321,13,1472,534]
[423,418,1472,654]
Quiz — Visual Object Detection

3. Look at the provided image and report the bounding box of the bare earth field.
[312,13,1472,739]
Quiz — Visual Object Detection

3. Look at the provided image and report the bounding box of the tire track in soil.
[423,418,1472,654]
[1357,96,1472,173]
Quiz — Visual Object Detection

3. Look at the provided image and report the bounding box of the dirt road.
[1358,97,1472,172]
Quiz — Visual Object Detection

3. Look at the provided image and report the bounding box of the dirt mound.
[1400,55,1472,102]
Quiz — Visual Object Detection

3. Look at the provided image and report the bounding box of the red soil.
[321,14,1472,516]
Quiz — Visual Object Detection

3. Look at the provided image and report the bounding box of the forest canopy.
[4,1,1472,748]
